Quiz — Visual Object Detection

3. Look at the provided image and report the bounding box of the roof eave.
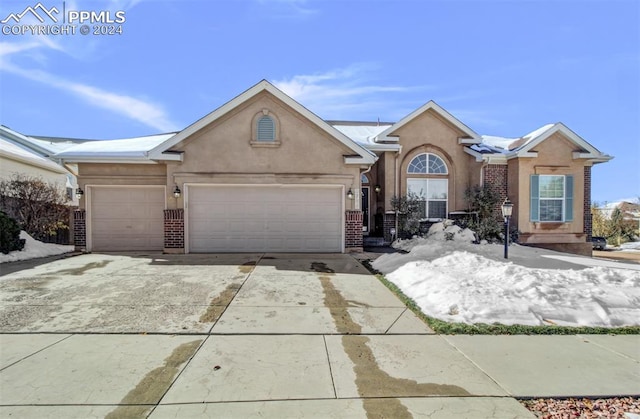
[508,151,538,160]
[573,152,613,162]
[0,126,53,157]
[0,150,69,174]
[344,154,377,165]
[58,156,159,164]
[458,137,482,145]
[148,151,183,161]
[363,143,401,152]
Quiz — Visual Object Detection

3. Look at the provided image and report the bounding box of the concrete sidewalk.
[1,333,637,418]
[1,253,638,418]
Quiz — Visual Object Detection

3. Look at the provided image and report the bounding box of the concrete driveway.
[0,252,540,418]
[0,253,427,334]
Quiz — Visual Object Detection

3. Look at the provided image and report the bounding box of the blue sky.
[0,0,638,203]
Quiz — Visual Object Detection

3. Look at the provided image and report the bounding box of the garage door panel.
[188,186,342,253]
[90,187,164,252]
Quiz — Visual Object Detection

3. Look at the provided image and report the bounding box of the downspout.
[394,146,402,241]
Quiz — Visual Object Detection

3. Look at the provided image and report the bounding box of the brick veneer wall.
[164,209,184,251]
[483,164,508,216]
[383,213,396,244]
[345,210,363,250]
[584,166,592,240]
[73,209,86,251]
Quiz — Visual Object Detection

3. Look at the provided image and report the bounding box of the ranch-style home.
[48,80,610,256]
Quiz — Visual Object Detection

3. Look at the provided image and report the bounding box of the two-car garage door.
[188,185,343,253]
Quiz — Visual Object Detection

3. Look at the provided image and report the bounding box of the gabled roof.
[512,122,611,161]
[467,122,613,164]
[147,80,377,165]
[373,100,482,144]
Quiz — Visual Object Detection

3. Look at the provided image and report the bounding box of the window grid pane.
[408,154,427,173]
[540,199,563,221]
[428,154,447,174]
[428,201,447,219]
[539,176,564,198]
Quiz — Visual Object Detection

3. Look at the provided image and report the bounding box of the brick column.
[164,209,184,253]
[483,164,508,217]
[73,209,86,251]
[584,166,592,241]
[383,212,397,244]
[345,210,363,252]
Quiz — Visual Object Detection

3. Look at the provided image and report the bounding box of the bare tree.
[591,202,608,238]
[0,174,70,241]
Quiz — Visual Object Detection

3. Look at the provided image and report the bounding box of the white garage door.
[90,186,165,251]
[188,185,343,253]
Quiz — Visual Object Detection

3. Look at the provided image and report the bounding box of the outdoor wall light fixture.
[75,188,84,200]
[501,198,514,259]
[374,184,381,193]
[173,185,182,198]
[347,188,354,200]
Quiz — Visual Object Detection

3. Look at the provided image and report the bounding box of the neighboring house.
[47,80,610,255]
[0,125,83,204]
[599,201,640,236]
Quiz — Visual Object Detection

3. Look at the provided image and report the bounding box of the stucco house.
[50,80,611,255]
[0,125,78,204]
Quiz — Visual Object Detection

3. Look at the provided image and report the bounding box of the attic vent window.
[251,111,280,147]
[257,115,275,142]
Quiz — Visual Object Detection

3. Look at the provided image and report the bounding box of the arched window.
[361,174,369,184]
[256,115,275,142]
[406,153,448,220]
[407,153,448,174]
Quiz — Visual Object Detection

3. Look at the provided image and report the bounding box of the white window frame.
[407,178,448,220]
[406,152,449,220]
[538,175,565,222]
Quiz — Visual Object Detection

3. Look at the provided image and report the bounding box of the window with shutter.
[531,174,574,222]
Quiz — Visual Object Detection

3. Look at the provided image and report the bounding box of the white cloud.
[0,0,177,133]
[0,62,179,132]
[273,65,425,120]
[0,41,39,58]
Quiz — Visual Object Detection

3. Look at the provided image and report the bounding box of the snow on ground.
[372,223,640,327]
[620,241,640,252]
[0,231,74,263]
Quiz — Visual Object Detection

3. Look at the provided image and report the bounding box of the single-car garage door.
[90,186,165,251]
[188,185,343,253]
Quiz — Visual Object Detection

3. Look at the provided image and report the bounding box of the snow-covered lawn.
[372,223,640,328]
[0,231,74,263]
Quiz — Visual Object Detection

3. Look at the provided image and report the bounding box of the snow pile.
[373,222,640,327]
[620,241,640,252]
[0,231,74,263]
[422,221,476,243]
[386,252,639,327]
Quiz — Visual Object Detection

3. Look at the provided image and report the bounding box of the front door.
[361,186,369,233]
